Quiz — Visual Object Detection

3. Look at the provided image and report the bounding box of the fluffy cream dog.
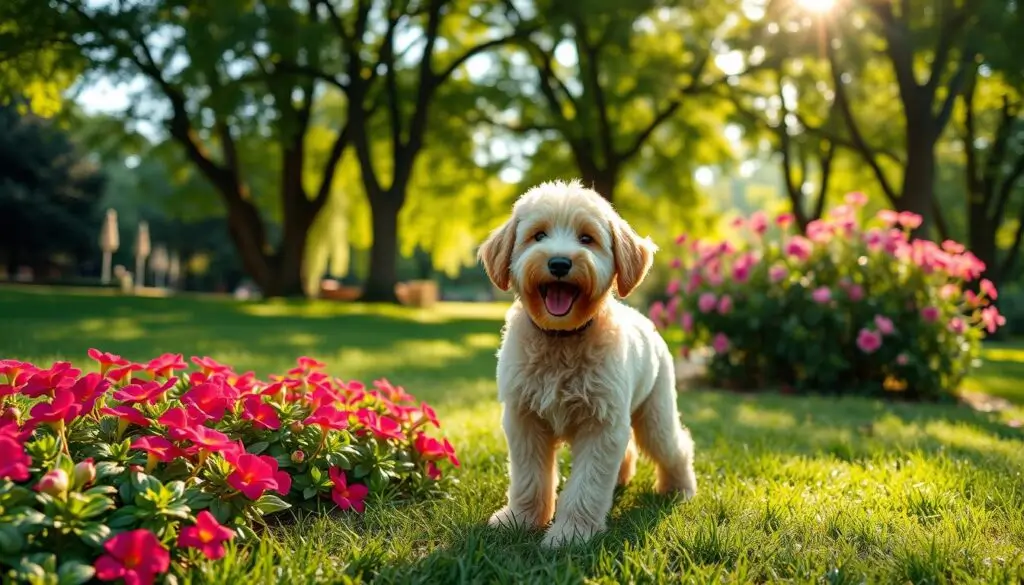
[478,179,697,548]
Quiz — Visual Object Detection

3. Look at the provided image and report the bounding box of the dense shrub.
[651,193,1006,399]
[0,352,459,584]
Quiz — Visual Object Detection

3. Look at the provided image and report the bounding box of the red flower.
[113,377,177,405]
[227,454,292,500]
[328,467,369,513]
[184,426,236,456]
[107,363,144,383]
[241,396,280,430]
[0,434,30,481]
[177,510,235,560]
[414,433,460,467]
[418,402,440,428]
[190,356,233,376]
[101,405,151,428]
[157,407,205,440]
[303,404,351,431]
[144,353,187,379]
[0,359,36,384]
[71,373,111,412]
[20,362,80,398]
[130,436,182,463]
[181,382,230,421]
[88,349,129,375]
[426,461,442,481]
[28,389,83,426]
[94,529,170,585]
[357,409,405,441]
[373,378,413,403]
[296,356,326,371]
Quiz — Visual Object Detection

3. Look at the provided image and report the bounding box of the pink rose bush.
[650,196,1005,399]
[0,352,458,584]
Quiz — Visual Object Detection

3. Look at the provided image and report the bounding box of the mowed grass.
[2,286,1024,584]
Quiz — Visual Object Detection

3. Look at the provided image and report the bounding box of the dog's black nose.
[547,257,572,277]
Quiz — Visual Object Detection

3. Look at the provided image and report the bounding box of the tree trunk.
[580,166,618,204]
[360,194,401,303]
[899,116,938,238]
[264,204,315,298]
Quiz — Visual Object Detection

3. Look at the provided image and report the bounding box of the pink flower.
[896,353,909,366]
[877,209,899,227]
[303,404,352,431]
[698,292,718,314]
[426,461,442,481]
[981,306,1006,334]
[846,284,865,302]
[775,213,795,229]
[131,436,182,463]
[897,211,922,229]
[329,467,369,513]
[921,306,940,323]
[357,409,405,441]
[749,211,769,235]
[874,315,895,336]
[94,529,170,585]
[939,284,959,300]
[863,228,887,252]
[674,234,687,245]
[784,236,813,261]
[227,454,292,500]
[648,301,666,326]
[0,434,30,481]
[856,328,882,354]
[681,312,694,333]
[101,405,150,428]
[806,220,832,243]
[88,349,130,375]
[845,191,868,207]
[769,264,788,283]
[190,356,233,376]
[979,279,998,300]
[178,510,235,561]
[241,395,281,431]
[113,378,177,405]
[811,287,832,304]
[414,433,460,467]
[717,295,733,315]
[157,407,205,441]
[666,279,681,296]
[181,382,230,421]
[28,389,82,426]
[670,258,682,269]
[948,317,966,335]
[712,333,730,354]
[418,402,440,428]
[144,353,187,379]
[35,469,69,497]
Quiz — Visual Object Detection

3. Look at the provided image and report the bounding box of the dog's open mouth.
[539,282,579,317]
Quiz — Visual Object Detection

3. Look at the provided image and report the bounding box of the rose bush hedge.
[651,193,1006,400]
[0,352,459,584]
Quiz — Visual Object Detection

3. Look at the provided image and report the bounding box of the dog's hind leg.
[617,430,638,486]
[632,365,697,499]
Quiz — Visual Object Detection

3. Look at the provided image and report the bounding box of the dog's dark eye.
[534,232,547,242]
[579,234,594,245]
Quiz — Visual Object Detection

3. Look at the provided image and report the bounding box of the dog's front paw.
[540,519,603,549]
[488,506,527,529]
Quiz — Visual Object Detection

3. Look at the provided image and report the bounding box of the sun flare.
[797,0,836,12]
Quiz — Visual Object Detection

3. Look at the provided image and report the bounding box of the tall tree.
[0,102,106,276]
[4,0,355,297]
[477,0,744,204]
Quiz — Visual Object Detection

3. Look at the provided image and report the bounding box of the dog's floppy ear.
[611,216,657,298]
[478,218,517,291]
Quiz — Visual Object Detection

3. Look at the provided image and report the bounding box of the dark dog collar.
[531,318,595,338]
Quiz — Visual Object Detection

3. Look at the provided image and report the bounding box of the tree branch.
[813,140,837,222]
[825,22,901,206]
[571,15,614,168]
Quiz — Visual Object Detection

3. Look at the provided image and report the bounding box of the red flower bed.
[0,351,458,584]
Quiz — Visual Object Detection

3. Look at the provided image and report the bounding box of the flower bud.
[290,450,305,464]
[36,469,69,497]
[73,458,97,488]
[289,422,305,433]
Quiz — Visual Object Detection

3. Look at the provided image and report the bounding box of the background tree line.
[1,0,1022,301]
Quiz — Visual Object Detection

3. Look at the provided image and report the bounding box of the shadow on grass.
[0,288,507,408]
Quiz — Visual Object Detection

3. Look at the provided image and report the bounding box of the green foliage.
[0,103,106,274]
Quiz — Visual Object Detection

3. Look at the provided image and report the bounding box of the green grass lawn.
[2,286,1024,584]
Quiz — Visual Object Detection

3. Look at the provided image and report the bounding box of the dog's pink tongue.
[544,285,574,315]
